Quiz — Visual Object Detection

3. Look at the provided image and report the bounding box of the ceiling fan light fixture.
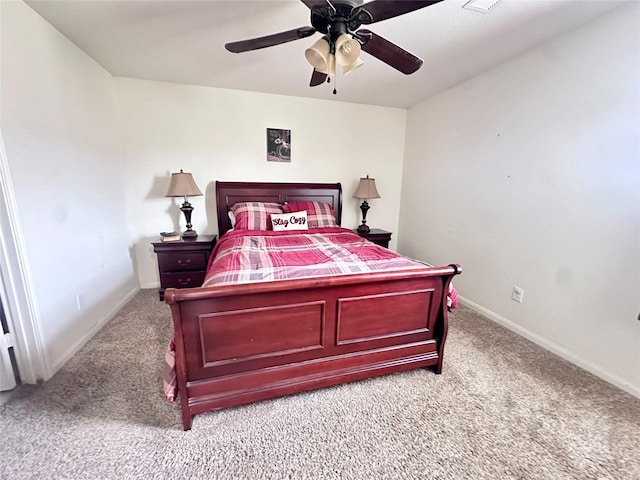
[226,0,440,90]
[305,37,330,71]
[342,57,364,75]
[335,34,361,66]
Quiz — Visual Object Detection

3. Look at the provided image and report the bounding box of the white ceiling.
[26,0,627,108]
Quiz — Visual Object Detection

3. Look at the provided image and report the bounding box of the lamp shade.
[353,175,381,200]
[342,57,364,75]
[166,169,203,197]
[305,37,330,71]
[335,34,361,66]
[318,53,336,76]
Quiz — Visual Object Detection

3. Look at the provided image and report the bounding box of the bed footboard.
[165,264,461,430]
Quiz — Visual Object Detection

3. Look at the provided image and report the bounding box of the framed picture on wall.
[267,128,291,163]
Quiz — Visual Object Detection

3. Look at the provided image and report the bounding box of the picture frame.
[266,128,291,163]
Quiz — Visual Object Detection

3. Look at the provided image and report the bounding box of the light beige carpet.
[1,289,639,479]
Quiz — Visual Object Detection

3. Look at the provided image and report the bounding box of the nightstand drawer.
[158,252,208,272]
[162,271,206,289]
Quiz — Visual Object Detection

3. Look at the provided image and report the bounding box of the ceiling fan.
[225,0,444,92]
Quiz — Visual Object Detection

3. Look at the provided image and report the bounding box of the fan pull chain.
[325,73,336,94]
[333,71,337,95]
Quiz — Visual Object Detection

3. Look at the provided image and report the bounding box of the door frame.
[0,129,49,383]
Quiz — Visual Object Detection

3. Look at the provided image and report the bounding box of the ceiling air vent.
[463,0,502,13]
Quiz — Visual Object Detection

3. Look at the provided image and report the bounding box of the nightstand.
[152,235,217,301]
[354,228,392,248]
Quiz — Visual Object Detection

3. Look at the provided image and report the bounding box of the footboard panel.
[187,342,438,416]
[199,301,326,368]
[336,288,435,345]
[166,265,461,430]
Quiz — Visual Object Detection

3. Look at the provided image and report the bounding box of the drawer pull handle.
[178,259,191,265]
[178,278,191,286]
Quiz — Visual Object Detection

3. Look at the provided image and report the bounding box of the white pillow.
[228,210,236,228]
[270,210,309,232]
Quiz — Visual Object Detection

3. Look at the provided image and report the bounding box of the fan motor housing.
[310,0,367,35]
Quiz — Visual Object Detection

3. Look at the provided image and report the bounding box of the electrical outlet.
[511,286,524,303]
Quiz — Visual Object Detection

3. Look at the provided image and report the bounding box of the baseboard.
[48,286,140,377]
[140,281,159,289]
[458,295,640,399]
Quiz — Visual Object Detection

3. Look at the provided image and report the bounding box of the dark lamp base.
[182,229,198,239]
[357,200,371,235]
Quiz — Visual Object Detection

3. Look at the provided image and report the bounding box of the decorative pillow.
[230,202,283,230]
[270,211,309,232]
[283,201,337,228]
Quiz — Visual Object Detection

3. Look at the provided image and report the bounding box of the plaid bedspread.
[202,227,427,287]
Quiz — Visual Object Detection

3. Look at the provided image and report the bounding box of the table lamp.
[353,175,381,234]
[166,169,203,239]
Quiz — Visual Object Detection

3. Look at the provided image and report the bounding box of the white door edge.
[0,129,50,383]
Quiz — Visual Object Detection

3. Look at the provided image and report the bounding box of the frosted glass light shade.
[343,58,364,75]
[305,37,330,71]
[335,34,361,66]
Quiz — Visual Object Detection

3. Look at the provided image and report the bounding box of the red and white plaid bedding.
[202,227,426,287]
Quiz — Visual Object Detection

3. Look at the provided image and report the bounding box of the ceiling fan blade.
[300,0,329,9]
[358,29,423,74]
[225,26,316,53]
[356,0,443,25]
[310,69,328,87]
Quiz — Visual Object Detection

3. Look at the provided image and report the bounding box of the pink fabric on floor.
[449,284,459,309]
[163,337,176,403]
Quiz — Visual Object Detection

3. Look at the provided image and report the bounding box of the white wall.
[115,77,407,288]
[0,1,138,377]
[399,4,640,396]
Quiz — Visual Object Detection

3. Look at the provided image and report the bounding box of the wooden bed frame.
[165,181,461,430]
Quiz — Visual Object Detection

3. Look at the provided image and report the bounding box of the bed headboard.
[216,181,342,236]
